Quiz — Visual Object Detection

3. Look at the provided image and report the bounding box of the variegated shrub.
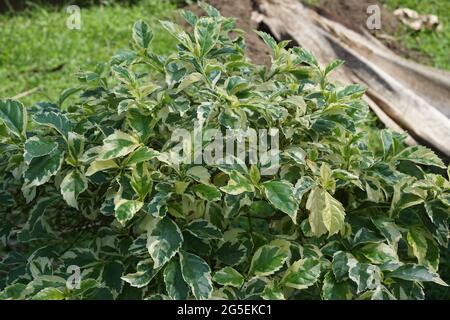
[0,3,449,300]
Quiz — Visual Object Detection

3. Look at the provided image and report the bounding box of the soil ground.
[186,0,430,66]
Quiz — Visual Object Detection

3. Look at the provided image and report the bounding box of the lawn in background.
[0,0,177,105]
[382,0,449,71]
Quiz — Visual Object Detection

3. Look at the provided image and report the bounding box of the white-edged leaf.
[0,99,27,138]
[262,180,298,223]
[213,267,244,288]
[249,245,289,276]
[33,111,71,139]
[147,217,183,269]
[98,131,139,161]
[179,251,213,300]
[185,219,223,240]
[388,264,448,286]
[220,170,254,195]
[24,136,58,165]
[133,20,153,49]
[114,199,143,225]
[23,149,64,188]
[163,260,189,300]
[60,169,88,209]
[281,257,321,290]
[85,160,119,176]
[359,243,399,265]
[121,259,160,288]
[394,145,445,168]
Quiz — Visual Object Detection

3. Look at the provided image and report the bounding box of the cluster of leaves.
[0,3,449,300]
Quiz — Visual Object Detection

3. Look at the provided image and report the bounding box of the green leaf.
[359,243,399,264]
[322,272,352,300]
[102,261,124,295]
[0,99,27,138]
[85,160,119,176]
[324,60,344,77]
[388,264,448,286]
[371,218,402,247]
[0,283,27,299]
[114,199,143,225]
[249,201,276,218]
[60,169,88,209]
[147,217,183,269]
[33,111,71,139]
[424,200,449,247]
[294,47,319,67]
[159,20,193,51]
[332,251,358,282]
[256,31,278,54]
[394,146,445,168]
[121,259,160,288]
[127,108,151,142]
[337,84,366,99]
[58,87,82,108]
[225,76,251,95]
[185,219,223,240]
[186,166,211,183]
[144,191,171,218]
[407,227,428,267]
[220,170,255,195]
[194,18,219,57]
[179,251,213,300]
[32,288,65,300]
[163,260,189,300]
[67,132,85,161]
[216,240,248,267]
[249,245,289,276]
[352,228,385,247]
[306,187,346,237]
[294,176,315,203]
[133,20,153,49]
[366,286,397,300]
[349,263,381,294]
[198,1,221,17]
[24,136,58,165]
[213,267,244,288]
[281,257,321,290]
[262,282,285,300]
[23,148,64,188]
[130,163,153,200]
[111,65,135,84]
[180,9,198,26]
[98,131,139,161]
[125,146,160,166]
[249,165,261,185]
[177,72,203,92]
[262,180,298,223]
[193,184,222,202]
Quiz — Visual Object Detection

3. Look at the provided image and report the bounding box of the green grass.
[0,0,177,105]
[381,0,450,70]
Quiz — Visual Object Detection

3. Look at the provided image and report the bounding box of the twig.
[11,87,40,100]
